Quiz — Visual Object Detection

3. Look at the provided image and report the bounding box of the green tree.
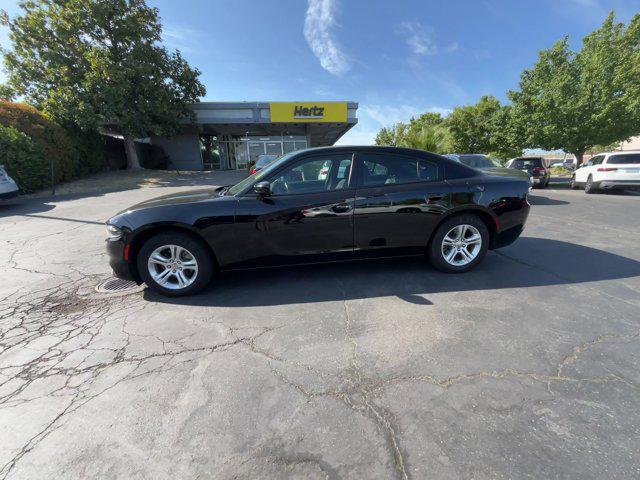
[443,95,521,159]
[509,12,640,165]
[397,124,453,153]
[375,123,408,146]
[375,112,451,152]
[1,0,206,169]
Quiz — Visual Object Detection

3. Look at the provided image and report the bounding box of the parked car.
[571,151,640,193]
[0,165,19,200]
[106,146,531,296]
[505,157,550,188]
[562,158,577,170]
[446,154,533,189]
[249,154,279,175]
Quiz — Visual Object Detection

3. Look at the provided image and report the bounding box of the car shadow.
[527,195,570,206]
[144,237,640,307]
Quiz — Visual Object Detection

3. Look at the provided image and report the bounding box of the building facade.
[150,101,358,171]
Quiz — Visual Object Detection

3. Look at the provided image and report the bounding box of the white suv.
[0,165,19,200]
[571,151,640,194]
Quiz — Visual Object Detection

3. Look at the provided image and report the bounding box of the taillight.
[250,168,256,175]
[597,167,617,172]
[532,167,545,174]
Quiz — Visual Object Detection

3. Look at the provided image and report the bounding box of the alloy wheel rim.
[441,224,482,266]
[147,244,198,290]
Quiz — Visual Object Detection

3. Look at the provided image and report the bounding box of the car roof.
[293,145,450,159]
[601,150,640,156]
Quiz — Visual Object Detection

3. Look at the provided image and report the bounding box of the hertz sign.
[270,102,348,123]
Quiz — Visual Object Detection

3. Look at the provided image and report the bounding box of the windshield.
[458,155,497,169]
[608,154,640,165]
[511,158,543,169]
[226,151,298,196]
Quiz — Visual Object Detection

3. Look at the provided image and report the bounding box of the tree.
[396,124,453,153]
[375,112,452,153]
[509,12,640,165]
[1,0,206,169]
[443,95,521,159]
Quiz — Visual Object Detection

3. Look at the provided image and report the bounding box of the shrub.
[0,101,107,191]
[0,125,50,193]
[0,101,79,182]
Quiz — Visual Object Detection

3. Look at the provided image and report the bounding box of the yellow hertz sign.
[270,102,347,123]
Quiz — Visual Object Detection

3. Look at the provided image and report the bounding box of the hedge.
[0,101,106,193]
[0,125,50,193]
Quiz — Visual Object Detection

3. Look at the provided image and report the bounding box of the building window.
[199,135,221,170]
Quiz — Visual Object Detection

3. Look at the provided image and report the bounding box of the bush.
[0,101,107,192]
[0,125,50,193]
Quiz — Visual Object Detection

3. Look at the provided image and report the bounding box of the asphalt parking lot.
[1,174,639,479]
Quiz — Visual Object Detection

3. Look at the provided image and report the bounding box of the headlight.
[106,223,123,239]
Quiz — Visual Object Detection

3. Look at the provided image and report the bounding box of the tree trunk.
[573,150,585,167]
[123,135,142,170]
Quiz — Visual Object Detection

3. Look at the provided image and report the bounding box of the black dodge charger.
[106,146,530,296]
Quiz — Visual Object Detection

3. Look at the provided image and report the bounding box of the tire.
[584,175,598,194]
[137,232,213,296]
[570,176,580,189]
[428,214,489,273]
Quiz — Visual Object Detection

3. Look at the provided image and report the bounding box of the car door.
[231,152,356,268]
[575,156,599,183]
[352,151,451,257]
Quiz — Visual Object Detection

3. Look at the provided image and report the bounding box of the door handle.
[332,203,352,213]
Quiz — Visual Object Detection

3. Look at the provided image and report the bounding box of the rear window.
[445,161,477,179]
[458,155,496,169]
[511,158,543,169]
[608,154,640,165]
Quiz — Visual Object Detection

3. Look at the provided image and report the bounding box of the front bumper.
[106,238,135,280]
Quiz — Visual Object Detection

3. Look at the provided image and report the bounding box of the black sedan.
[106,146,530,296]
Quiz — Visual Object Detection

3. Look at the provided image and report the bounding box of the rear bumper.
[106,238,136,281]
[598,180,640,190]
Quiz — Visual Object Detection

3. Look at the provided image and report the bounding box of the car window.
[267,154,353,195]
[458,155,495,169]
[256,155,278,167]
[357,153,438,187]
[607,154,640,165]
[510,158,543,169]
[591,155,605,165]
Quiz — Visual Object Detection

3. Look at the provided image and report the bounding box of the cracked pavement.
[1,174,639,479]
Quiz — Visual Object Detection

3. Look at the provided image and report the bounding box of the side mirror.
[253,181,271,196]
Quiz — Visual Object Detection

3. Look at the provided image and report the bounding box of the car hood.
[482,167,530,179]
[118,187,226,214]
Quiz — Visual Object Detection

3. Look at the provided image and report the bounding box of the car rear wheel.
[584,175,598,194]
[138,232,213,296]
[428,214,489,273]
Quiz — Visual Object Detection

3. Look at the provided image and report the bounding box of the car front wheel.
[138,232,213,296]
[428,214,489,273]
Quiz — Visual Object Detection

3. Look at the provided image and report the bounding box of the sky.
[0,0,638,145]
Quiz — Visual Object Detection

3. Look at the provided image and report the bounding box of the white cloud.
[162,25,206,54]
[304,0,350,76]
[335,127,378,146]
[397,21,437,56]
